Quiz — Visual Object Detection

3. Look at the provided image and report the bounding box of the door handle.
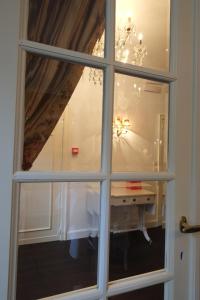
[180,216,200,233]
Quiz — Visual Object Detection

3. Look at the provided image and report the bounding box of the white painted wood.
[172,1,197,300]
[111,172,175,181]
[9,184,21,300]
[19,183,52,233]
[18,234,59,245]
[13,0,29,172]
[60,183,69,241]
[18,130,66,244]
[13,1,177,299]
[39,288,100,300]
[13,48,26,172]
[13,171,175,182]
[0,1,20,300]
[19,0,29,40]
[108,270,173,297]
[13,171,107,182]
[164,181,175,277]
[98,2,115,299]
[18,182,62,244]
[19,40,108,69]
[189,236,200,300]
[1,0,199,299]
[114,61,176,83]
[19,40,176,84]
[163,1,178,297]
[188,1,200,300]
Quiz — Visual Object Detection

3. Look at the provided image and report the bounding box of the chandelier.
[89,15,147,85]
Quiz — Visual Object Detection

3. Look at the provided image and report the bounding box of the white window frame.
[8,0,179,300]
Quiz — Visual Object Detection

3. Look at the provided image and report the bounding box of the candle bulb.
[127,11,133,19]
[138,33,143,44]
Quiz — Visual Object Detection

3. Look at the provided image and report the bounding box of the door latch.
[180,216,200,233]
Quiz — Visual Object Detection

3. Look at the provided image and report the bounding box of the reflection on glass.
[23,53,103,172]
[109,284,164,300]
[109,181,166,281]
[17,182,100,299]
[27,0,105,56]
[115,0,170,71]
[112,74,169,172]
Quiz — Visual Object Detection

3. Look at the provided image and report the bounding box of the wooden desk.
[111,188,155,206]
[110,187,156,243]
[87,183,156,243]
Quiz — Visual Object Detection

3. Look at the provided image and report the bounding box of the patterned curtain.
[23,0,105,170]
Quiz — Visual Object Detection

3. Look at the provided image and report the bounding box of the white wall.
[112,75,168,172]
[62,67,103,172]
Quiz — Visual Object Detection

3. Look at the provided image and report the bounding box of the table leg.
[138,206,152,245]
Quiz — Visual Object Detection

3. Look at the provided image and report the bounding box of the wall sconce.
[113,116,131,137]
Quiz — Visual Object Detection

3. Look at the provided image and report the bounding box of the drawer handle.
[123,199,126,203]
[147,197,150,201]
[132,198,136,202]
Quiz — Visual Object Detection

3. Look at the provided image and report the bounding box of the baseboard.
[67,223,163,240]
[19,222,163,245]
[18,234,59,245]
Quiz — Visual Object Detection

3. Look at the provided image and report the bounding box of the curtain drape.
[22,0,105,170]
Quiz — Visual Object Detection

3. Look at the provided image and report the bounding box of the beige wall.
[61,70,168,173]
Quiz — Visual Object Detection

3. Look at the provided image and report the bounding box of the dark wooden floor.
[108,284,164,300]
[17,227,165,300]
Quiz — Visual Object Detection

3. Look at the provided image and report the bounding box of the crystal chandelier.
[113,116,131,137]
[89,15,147,85]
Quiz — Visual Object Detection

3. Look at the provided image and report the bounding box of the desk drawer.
[110,195,155,206]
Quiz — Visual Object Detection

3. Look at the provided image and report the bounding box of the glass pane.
[27,0,105,57]
[17,182,100,299]
[115,0,170,71]
[112,74,168,172]
[109,284,164,300]
[23,53,103,171]
[109,181,166,281]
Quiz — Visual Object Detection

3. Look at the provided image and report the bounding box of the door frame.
[188,1,200,299]
[0,1,20,299]
[0,0,199,300]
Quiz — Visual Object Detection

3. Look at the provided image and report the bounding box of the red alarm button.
[72,147,79,155]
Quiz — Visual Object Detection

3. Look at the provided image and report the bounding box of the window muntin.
[15,0,174,299]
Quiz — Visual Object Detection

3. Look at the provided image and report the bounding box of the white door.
[0,1,200,300]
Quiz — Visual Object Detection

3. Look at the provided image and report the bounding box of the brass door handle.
[180,216,200,233]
